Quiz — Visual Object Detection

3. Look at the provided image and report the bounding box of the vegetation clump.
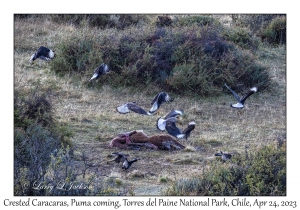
[230,14,286,45]
[261,16,286,45]
[51,34,103,76]
[164,144,286,196]
[51,16,271,96]
[174,15,215,27]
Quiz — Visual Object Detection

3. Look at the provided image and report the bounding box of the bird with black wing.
[116,102,152,116]
[149,92,171,114]
[89,63,110,82]
[29,46,55,64]
[224,83,257,109]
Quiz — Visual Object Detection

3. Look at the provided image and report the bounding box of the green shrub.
[50,34,103,76]
[245,145,286,195]
[222,27,260,50]
[166,63,220,96]
[230,14,286,45]
[175,15,215,27]
[261,16,286,45]
[49,15,270,96]
[164,144,286,196]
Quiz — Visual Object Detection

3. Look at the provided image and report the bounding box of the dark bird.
[122,157,138,170]
[89,63,110,82]
[225,83,257,109]
[156,109,184,131]
[116,102,152,115]
[215,151,234,161]
[149,92,171,113]
[182,121,196,141]
[157,117,196,140]
[109,152,129,164]
[29,46,55,64]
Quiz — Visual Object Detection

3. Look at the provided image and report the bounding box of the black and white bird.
[116,102,152,116]
[122,157,138,170]
[224,83,257,109]
[109,152,129,164]
[149,92,171,113]
[215,151,234,161]
[157,116,196,140]
[29,46,55,64]
[182,121,196,141]
[89,63,110,82]
[156,109,184,131]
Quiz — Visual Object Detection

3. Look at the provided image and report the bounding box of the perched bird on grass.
[89,63,110,82]
[29,46,55,64]
[116,102,152,115]
[224,83,257,109]
[122,157,138,170]
[215,151,234,161]
[149,92,171,113]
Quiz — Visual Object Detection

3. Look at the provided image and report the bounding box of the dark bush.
[156,15,173,27]
[14,89,54,129]
[14,86,73,147]
[14,125,61,195]
[50,15,270,96]
[166,27,269,95]
[164,144,286,196]
[14,87,66,195]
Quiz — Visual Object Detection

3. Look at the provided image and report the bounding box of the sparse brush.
[174,15,215,27]
[164,144,286,196]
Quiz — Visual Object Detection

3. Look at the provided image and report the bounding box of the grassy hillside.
[14,14,286,196]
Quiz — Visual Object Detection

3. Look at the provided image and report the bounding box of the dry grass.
[14,17,286,195]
